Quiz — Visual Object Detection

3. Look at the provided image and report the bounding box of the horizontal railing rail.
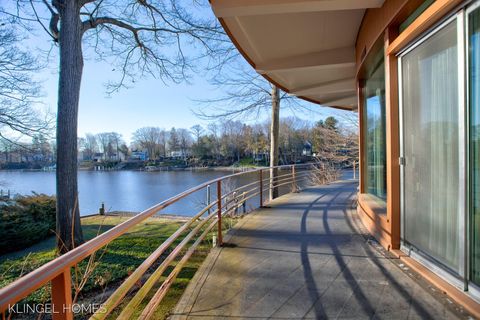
[0,163,320,320]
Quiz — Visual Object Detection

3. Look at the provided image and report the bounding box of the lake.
[0,169,298,216]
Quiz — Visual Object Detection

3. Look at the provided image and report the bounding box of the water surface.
[0,170,277,216]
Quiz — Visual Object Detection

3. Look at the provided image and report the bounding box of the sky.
[19,2,347,145]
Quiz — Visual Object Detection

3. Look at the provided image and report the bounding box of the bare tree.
[0,22,52,144]
[194,61,308,200]
[95,132,111,160]
[190,124,204,144]
[195,63,303,120]
[108,132,123,160]
[220,120,244,162]
[177,128,192,158]
[6,0,232,251]
[207,123,220,159]
[312,116,359,166]
[168,127,180,155]
[132,127,162,160]
[83,133,98,160]
[158,129,167,157]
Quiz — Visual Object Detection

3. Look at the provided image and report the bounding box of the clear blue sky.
[24,5,348,145]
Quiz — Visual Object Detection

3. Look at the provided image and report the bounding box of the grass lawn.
[235,157,262,167]
[0,214,221,319]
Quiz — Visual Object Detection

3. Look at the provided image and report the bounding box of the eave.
[211,0,386,110]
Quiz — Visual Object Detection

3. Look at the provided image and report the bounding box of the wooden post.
[292,165,297,192]
[206,185,211,214]
[216,180,223,247]
[259,170,263,207]
[51,269,73,320]
[385,27,401,250]
[358,79,365,193]
[353,160,356,180]
[242,192,246,213]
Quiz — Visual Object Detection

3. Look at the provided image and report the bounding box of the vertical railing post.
[353,160,356,179]
[51,269,73,320]
[216,180,223,247]
[207,184,211,214]
[259,170,263,208]
[292,165,297,192]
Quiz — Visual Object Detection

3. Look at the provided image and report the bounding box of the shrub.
[0,194,56,254]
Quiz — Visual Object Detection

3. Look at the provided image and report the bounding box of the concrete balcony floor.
[171,180,472,319]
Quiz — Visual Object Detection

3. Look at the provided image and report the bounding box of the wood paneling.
[387,0,464,55]
[356,0,425,75]
[357,196,391,249]
[357,80,365,194]
[355,0,424,78]
[384,27,401,250]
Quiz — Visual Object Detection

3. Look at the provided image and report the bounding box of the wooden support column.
[384,27,401,250]
[51,269,73,320]
[292,165,297,192]
[216,180,223,246]
[259,170,264,207]
[357,79,365,194]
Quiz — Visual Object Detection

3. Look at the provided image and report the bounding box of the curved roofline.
[215,13,357,111]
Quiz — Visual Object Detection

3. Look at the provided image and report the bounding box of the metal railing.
[0,163,317,320]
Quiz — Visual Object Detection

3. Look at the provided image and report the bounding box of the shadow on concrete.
[172,180,455,319]
[298,183,434,319]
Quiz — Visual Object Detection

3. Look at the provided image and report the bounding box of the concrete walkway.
[172,180,470,319]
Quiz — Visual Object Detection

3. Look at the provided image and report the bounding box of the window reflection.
[364,56,387,201]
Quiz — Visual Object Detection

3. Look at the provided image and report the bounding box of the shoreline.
[0,165,268,173]
[81,210,191,221]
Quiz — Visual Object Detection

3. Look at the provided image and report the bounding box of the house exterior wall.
[356,0,465,251]
[355,0,480,313]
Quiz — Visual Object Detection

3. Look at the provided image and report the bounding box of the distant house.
[170,150,188,158]
[302,141,312,157]
[92,153,104,162]
[32,153,45,162]
[130,151,148,161]
[108,152,126,162]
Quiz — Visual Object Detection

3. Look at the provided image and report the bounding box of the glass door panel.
[401,20,461,271]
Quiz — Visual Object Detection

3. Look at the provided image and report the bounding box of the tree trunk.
[269,86,280,201]
[56,0,84,253]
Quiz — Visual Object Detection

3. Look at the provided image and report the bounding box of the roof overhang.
[210,0,386,110]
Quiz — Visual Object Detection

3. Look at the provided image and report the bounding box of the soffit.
[211,0,386,110]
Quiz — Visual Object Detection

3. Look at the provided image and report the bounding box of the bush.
[0,194,56,254]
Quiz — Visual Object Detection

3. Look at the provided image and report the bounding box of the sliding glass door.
[397,1,480,296]
[400,19,462,272]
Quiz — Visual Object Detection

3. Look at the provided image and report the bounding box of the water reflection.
[0,170,289,216]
